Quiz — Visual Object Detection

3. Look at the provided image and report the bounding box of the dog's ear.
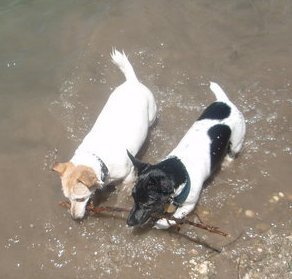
[52,162,68,176]
[127,150,149,174]
[77,169,98,188]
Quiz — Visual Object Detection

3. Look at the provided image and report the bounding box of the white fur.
[154,82,245,229]
[71,49,157,191]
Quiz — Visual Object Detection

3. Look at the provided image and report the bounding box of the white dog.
[53,49,157,219]
[127,82,245,229]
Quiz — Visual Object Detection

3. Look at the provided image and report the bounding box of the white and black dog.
[127,82,245,229]
[53,49,157,219]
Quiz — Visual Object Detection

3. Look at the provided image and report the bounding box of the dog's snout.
[127,206,152,227]
[70,209,84,221]
[70,201,87,220]
[127,207,140,226]
[71,213,83,221]
[127,216,137,226]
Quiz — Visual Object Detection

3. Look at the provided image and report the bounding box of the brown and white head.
[52,162,101,219]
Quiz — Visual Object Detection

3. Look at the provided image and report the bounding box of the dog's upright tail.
[209,82,230,102]
[111,48,138,82]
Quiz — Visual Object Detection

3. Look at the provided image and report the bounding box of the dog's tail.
[209,82,230,102]
[111,48,138,82]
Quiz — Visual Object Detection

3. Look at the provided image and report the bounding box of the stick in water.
[59,201,228,237]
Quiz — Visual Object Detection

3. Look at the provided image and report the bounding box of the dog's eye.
[144,196,157,206]
[140,202,153,209]
[74,197,86,202]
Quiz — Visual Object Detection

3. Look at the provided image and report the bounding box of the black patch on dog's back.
[156,157,187,189]
[198,102,231,121]
[208,124,231,172]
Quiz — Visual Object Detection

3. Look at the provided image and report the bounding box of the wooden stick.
[59,200,71,209]
[86,203,130,215]
[59,201,228,237]
[161,215,228,237]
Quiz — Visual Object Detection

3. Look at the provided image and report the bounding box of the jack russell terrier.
[127,82,246,229]
[53,49,157,219]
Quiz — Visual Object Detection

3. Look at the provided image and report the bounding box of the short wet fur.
[127,82,246,229]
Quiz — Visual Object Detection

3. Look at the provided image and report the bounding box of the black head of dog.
[126,151,185,227]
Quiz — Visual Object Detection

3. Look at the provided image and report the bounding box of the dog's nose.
[71,213,82,221]
[71,214,85,222]
[70,210,85,221]
[127,207,145,227]
[127,210,141,226]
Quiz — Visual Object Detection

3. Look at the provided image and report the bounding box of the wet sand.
[0,0,291,278]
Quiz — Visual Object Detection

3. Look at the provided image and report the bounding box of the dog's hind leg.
[228,133,245,159]
[221,142,237,169]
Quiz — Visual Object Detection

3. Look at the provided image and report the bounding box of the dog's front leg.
[121,167,136,195]
[172,203,195,220]
[122,166,136,185]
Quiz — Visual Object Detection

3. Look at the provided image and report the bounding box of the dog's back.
[73,50,157,179]
[170,82,245,181]
[87,51,156,155]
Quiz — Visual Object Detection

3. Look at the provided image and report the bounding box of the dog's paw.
[153,218,176,230]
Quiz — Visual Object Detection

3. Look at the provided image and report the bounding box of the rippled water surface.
[0,0,291,278]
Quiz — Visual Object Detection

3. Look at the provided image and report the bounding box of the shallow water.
[0,0,291,278]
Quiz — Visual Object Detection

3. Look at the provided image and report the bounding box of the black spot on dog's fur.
[198,102,231,121]
[155,157,187,188]
[208,124,231,172]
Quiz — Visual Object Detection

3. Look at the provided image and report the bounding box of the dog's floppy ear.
[127,150,149,174]
[52,162,68,176]
[77,169,98,188]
